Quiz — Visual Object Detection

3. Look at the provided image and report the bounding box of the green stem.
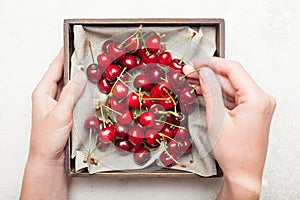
[155,119,186,129]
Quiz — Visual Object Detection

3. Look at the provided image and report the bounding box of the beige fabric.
[71,25,217,176]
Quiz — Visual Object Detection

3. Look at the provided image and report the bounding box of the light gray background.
[0,0,299,199]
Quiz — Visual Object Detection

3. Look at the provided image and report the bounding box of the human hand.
[21,48,87,200]
[183,57,276,199]
[29,48,87,165]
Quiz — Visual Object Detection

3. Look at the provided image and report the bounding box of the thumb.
[199,67,226,145]
[55,71,87,114]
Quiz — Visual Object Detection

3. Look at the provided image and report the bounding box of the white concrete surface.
[0,0,299,199]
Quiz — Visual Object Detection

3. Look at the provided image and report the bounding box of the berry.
[84,116,100,132]
[149,67,165,83]
[86,64,102,83]
[133,147,151,166]
[138,111,155,127]
[179,86,196,105]
[170,59,185,73]
[97,53,112,68]
[107,98,125,113]
[133,74,152,91]
[98,77,112,93]
[116,110,133,125]
[107,42,126,61]
[146,35,161,52]
[128,127,145,145]
[160,151,177,167]
[112,82,128,99]
[145,130,160,147]
[115,139,133,153]
[98,126,115,143]
[104,64,122,82]
[126,93,140,109]
[158,51,172,66]
[120,54,138,70]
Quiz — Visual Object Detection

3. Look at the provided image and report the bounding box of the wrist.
[218,175,261,200]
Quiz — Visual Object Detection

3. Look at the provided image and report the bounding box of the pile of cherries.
[83,26,197,168]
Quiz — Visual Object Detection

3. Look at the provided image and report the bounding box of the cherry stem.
[88,41,95,64]
[139,28,150,55]
[163,88,177,113]
[159,133,180,144]
[109,67,127,96]
[142,97,170,101]
[179,68,201,80]
[138,88,143,115]
[155,139,186,168]
[103,104,122,116]
[118,24,143,49]
[155,119,186,129]
[179,32,196,65]
[189,151,194,163]
[157,110,180,118]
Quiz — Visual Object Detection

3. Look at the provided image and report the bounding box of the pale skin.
[20,49,276,200]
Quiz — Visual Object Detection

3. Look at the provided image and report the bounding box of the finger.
[36,48,64,93]
[194,57,260,99]
[199,67,226,137]
[54,71,87,115]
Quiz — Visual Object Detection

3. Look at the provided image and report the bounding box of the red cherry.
[115,138,133,153]
[138,60,151,73]
[149,67,165,83]
[112,82,128,99]
[161,125,174,139]
[133,146,151,166]
[141,94,152,108]
[179,102,196,114]
[148,103,164,116]
[130,143,144,153]
[168,70,187,89]
[128,127,145,145]
[176,137,192,154]
[141,52,158,67]
[102,40,114,53]
[114,123,129,139]
[146,35,161,52]
[84,116,100,132]
[160,94,176,110]
[107,98,125,113]
[97,53,112,69]
[104,64,122,82]
[153,121,164,132]
[159,51,172,67]
[125,35,140,52]
[145,130,160,147]
[156,82,171,97]
[174,128,190,138]
[133,74,152,91]
[120,54,138,70]
[150,86,160,98]
[107,42,126,61]
[126,93,140,109]
[98,126,115,143]
[116,110,133,125]
[86,64,102,83]
[98,77,112,94]
[160,151,177,167]
[135,45,147,58]
[138,111,155,127]
[175,112,188,126]
[166,140,178,154]
[170,59,185,73]
[179,86,196,105]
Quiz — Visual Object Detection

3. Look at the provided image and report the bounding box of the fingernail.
[199,67,214,81]
[74,70,87,84]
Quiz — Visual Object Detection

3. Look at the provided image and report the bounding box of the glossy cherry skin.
[176,137,192,154]
[115,138,133,153]
[141,52,158,67]
[158,51,172,67]
[160,151,177,167]
[98,126,115,143]
[97,53,112,68]
[112,82,128,99]
[153,121,164,132]
[104,64,122,82]
[156,82,171,97]
[138,60,150,73]
[166,140,178,154]
[170,59,185,73]
[173,127,190,139]
[86,64,102,83]
[148,103,164,116]
[107,42,126,61]
[160,125,174,139]
[120,54,138,70]
[126,93,140,109]
[116,110,133,125]
[150,86,160,98]
[175,112,188,126]
[168,70,187,89]
[146,35,161,52]
[149,67,165,83]
[84,116,100,132]
[145,130,160,147]
[135,46,147,58]
[107,98,125,113]
[128,127,145,145]
[114,123,129,139]
[138,111,155,127]
[133,147,151,166]
[125,34,140,52]
[179,86,196,105]
[160,94,176,110]
[178,102,196,114]
[141,94,152,108]
[102,40,114,53]
[98,77,112,94]
[133,74,152,91]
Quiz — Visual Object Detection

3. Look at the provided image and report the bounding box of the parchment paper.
[70,25,217,176]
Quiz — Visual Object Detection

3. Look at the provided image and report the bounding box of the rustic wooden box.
[64,18,225,177]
